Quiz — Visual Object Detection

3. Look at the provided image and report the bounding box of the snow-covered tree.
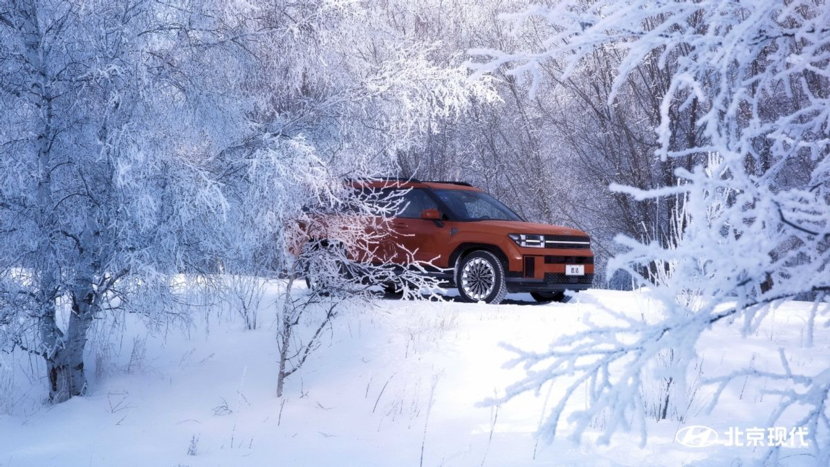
[473,0,830,462]
[0,0,493,403]
[0,0,256,402]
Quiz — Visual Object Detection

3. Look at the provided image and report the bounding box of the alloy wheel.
[461,257,496,301]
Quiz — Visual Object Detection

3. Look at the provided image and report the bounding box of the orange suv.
[304,178,595,304]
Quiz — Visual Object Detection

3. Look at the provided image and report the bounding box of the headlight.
[508,233,545,248]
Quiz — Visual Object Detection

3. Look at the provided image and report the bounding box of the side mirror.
[420,208,441,220]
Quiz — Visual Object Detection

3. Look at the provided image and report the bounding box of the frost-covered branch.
[475,0,830,460]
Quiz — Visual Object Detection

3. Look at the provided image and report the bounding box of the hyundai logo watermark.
[675,425,810,448]
[676,425,719,448]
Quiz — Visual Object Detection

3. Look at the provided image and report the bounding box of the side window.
[398,189,438,218]
[434,189,521,221]
[435,190,467,218]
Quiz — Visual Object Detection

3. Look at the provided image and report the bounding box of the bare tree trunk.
[47,335,87,402]
[276,277,295,398]
[47,288,96,402]
[276,326,290,398]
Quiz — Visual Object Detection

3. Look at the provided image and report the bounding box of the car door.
[389,189,452,265]
[354,187,398,264]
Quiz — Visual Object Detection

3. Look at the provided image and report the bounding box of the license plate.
[565,265,584,276]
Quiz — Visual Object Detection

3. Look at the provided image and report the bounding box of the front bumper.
[506,273,594,293]
[505,249,595,293]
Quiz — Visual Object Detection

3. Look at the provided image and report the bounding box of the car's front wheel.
[455,250,507,304]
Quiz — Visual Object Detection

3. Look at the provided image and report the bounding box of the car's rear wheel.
[455,250,507,304]
[302,240,350,295]
[382,283,401,295]
[531,291,567,303]
[303,255,336,294]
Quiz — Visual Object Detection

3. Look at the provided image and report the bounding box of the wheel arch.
[448,243,509,271]
[305,237,346,251]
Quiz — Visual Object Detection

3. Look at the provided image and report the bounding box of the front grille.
[544,256,594,265]
[544,235,591,249]
[545,273,595,285]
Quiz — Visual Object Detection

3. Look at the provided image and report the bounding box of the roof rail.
[345,177,473,187]
[344,176,422,183]
[423,180,472,187]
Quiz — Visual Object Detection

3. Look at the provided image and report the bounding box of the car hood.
[471,220,589,237]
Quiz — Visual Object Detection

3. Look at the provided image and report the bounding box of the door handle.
[393,221,409,229]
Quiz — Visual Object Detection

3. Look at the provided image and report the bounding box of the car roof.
[351,179,483,192]
[423,181,482,191]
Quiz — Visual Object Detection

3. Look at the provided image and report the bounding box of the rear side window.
[358,188,396,213]
[353,187,436,218]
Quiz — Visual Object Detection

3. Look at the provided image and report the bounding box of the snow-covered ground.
[0,285,825,466]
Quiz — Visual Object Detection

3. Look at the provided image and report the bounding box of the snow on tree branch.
[473,0,830,461]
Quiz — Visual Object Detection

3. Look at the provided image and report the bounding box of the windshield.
[433,189,522,221]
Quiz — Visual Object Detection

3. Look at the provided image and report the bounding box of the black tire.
[304,274,328,294]
[302,241,349,295]
[382,282,402,296]
[303,258,332,295]
[455,250,508,304]
[531,291,567,303]
[381,278,421,298]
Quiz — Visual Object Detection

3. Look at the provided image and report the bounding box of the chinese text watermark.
[675,425,810,448]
